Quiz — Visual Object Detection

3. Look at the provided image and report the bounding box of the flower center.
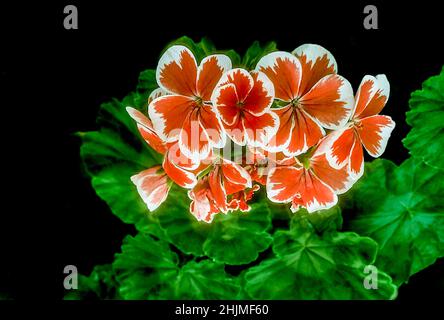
[352,119,363,129]
[296,147,315,170]
[300,155,311,170]
[194,96,203,107]
[290,97,301,108]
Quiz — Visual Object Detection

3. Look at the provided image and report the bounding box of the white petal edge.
[255,51,302,101]
[301,74,354,130]
[156,45,197,95]
[247,70,276,116]
[362,115,396,158]
[347,140,365,181]
[292,43,338,73]
[244,110,280,148]
[221,158,253,189]
[351,75,378,119]
[266,166,301,203]
[197,54,232,101]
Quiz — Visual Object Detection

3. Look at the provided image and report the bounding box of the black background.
[1,0,443,303]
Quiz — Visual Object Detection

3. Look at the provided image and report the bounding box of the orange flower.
[266,139,354,213]
[130,166,170,211]
[211,69,279,147]
[127,107,199,190]
[149,45,232,162]
[188,157,252,222]
[325,75,395,179]
[256,44,354,156]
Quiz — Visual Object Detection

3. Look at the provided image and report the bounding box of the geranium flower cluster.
[127,44,395,223]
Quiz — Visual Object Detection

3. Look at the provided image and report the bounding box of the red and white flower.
[127,107,199,190]
[266,138,354,213]
[149,45,232,162]
[148,87,169,104]
[228,185,261,212]
[130,165,171,211]
[188,157,253,222]
[256,44,354,156]
[123,42,395,219]
[325,74,395,179]
[188,176,221,223]
[211,68,279,147]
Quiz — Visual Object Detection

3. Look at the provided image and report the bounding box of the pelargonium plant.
[73,37,444,300]
[129,43,394,221]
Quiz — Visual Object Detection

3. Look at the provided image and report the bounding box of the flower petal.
[310,153,354,195]
[266,166,303,203]
[292,44,337,96]
[130,166,170,211]
[216,68,254,101]
[197,54,232,101]
[265,105,294,152]
[163,149,197,189]
[243,111,280,147]
[228,184,260,212]
[212,83,240,126]
[126,107,167,154]
[223,115,247,146]
[242,71,275,116]
[297,170,338,213]
[357,115,396,157]
[126,106,154,129]
[285,109,325,156]
[166,141,201,170]
[269,165,338,213]
[356,74,390,119]
[188,179,219,223]
[255,51,301,101]
[148,95,195,142]
[221,159,252,189]
[300,74,354,129]
[325,126,356,169]
[352,75,389,119]
[348,139,364,180]
[199,104,226,148]
[208,166,228,213]
[179,109,211,163]
[148,88,169,104]
[156,45,198,96]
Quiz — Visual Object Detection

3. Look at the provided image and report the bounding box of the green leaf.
[174,260,241,299]
[244,219,397,299]
[114,233,179,269]
[345,158,444,285]
[64,265,120,300]
[79,80,164,226]
[203,201,273,265]
[197,37,217,56]
[135,69,158,112]
[113,233,179,299]
[403,67,444,170]
[292,206,343,233]
[242,41,278,70]
[154,185,211,256]
[155,189,273,263]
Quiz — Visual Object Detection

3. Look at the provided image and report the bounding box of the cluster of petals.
[126,43,395,222]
